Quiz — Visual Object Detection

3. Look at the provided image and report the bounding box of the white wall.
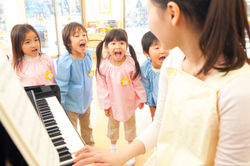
[0,0,26,57]
[85,0,122,24]
[3,0,26,31]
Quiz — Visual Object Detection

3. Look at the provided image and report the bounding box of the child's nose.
[160,50,169,56]
[31,42,36,47]
[116,43,122,48]
[80,35,87,40]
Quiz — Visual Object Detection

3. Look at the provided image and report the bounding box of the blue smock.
[56,50,93,114]
[140,58,160,107]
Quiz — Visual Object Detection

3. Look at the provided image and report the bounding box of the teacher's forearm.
[118,140,146,164]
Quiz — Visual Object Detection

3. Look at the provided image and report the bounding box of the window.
[25,0,58,56]
[125,0,149,55]
[0,0,6,32]
[25,0,82,57]
[56,0,82,55]
[0,0,7,44]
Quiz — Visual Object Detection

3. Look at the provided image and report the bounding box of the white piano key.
[45,96,85,154]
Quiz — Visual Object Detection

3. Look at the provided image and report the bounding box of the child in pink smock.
[11,24,56,87]
[95,29,146,166]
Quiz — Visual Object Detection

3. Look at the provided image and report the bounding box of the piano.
[0,55,85,166]
[1,85,85,166]
[24,85,85,166]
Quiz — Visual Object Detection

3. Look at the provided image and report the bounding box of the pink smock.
[96,55,146,122]
[16,54,56,87]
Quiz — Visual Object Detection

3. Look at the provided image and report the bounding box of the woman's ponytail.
[199,0,250,75]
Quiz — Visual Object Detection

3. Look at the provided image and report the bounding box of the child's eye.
[73,33,80,37]
[24,41,30,44]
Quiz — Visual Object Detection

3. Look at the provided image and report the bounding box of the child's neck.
[24,54,40,61]
[152,65,160,72]
[70,52,85,59]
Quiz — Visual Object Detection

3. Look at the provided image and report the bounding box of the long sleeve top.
[16,53,56,87]
[137,47,250,165]
[56,50,93,114]
[140,58,160,107]
[96,54,146,122]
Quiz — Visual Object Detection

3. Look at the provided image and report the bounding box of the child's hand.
[104,108,111,117]
[139,103,144,109]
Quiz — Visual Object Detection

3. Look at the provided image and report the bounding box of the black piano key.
[48,126,59,132]
[37,100,47,104]
[60,161,74,166]
[37,98,46,102]
[60,153,72,162]
[42,115,54,120]
[42,118,53,123]
[39,107,50,111]
[57,146,68,152]
[54,140,66,146]
[38,103,49,107]
[44,119,56,124]
[40,111,52,116]
[48,126,59,133]
[37,100,48,105]
[58,148,69,155]
[36,100,45,105]
[44,121,57,127]
[43,119,56,127]
[41,114,52,119]
[39,108,50,113]
[40,109,51,113]
[37,101,46,104]
[48,128,60,135]
[57,146,72,162]
[52,137,64,143]
[49,130,62,138]
[37,102,48,107]
[59,149,70,156]
[41,112,52,116]
[57,147,68,153]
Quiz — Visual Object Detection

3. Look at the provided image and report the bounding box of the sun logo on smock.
[46,70,53,80]
[88,70,95,78]
[121,77,130,86]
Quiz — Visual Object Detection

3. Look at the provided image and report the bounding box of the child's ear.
[68,43,72,49]
[102,45,109,58]
[167,1,180,26]
[143,51,150,58]
[104,45,108,51]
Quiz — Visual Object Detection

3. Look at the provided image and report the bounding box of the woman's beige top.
[138,47,250,166]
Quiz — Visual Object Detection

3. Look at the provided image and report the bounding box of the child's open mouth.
[32,49,38,53]
[115,51,122,58]
[80,43,86,48]
[159,56,166,62]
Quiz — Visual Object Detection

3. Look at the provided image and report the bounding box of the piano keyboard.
[36,96,85,166]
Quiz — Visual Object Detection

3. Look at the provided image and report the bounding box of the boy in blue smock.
[56,22,94,145]
[140,31,169,120]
